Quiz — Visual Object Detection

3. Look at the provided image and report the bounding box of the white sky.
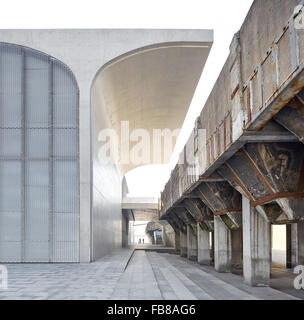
[0,0,254,197]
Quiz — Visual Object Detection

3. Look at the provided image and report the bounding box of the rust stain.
[231,84,240,100]
[241,149,275,195]
[286,96,304,117]
[246,87,252,125]
[214,208,242,216]
[251,192,304,207]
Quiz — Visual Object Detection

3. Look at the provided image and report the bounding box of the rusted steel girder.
[217,142,304,223]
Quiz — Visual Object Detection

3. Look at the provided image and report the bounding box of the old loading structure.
[160,0,304,286]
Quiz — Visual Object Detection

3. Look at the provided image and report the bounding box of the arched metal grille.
[0,43,79,262]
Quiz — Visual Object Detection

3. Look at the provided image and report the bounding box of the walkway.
[0,249,300,300]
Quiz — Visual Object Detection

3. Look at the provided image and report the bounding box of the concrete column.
[180,231,187,257]
[128,221,133,245]
[231,229,243,270]
[174,231,181,254]
[187,225,198,261]
[214,216,232,272]
[197,223,211,265]
[242,196,271,286]
[287,222,304,268]
[162,226,166,246]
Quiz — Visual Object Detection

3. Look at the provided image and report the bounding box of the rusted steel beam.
[222,164,255,201]
[231,84,240,100]
[240,148,275,195]
[214,208,242,216]
[251,192,304,207]
[205,183,225,210]
[196,187,216,213]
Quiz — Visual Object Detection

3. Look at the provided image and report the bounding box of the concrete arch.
[90,41,212,261]
[91,41,212,175]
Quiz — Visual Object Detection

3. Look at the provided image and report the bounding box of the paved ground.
[0,249,301,300]
[0,249,134,300]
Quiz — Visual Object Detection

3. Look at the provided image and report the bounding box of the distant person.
[139,239,141,244]
[142,239,145,244]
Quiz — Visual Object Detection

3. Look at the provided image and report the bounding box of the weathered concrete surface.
[242,196,271,287]
[159,1,304,290]
[214,216,232,273]
[287,222,304,267]
[231,229,243,270]
[180,231,187,258]
[197,223,211,265]
[187,225,198,261]
[161,0,304,221]
[274,92,304,143]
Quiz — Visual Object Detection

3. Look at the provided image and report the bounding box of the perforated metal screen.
[0,43,79,262]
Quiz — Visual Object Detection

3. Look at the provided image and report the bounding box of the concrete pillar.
[287,222,304,268]
[162,226,166,246]
[197,223,211,265]
[128,221,133,245]
[187,225,198,261]
[174,231,180,254]
[242,196,271,286]
[231,229,243,270]
[214,216,232,272]
[180,231,187,257]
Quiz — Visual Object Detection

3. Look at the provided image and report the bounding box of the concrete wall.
[91,78,123,261]
[199,0,299,144]
[122,213,129,248]
[240,0,300,82]
[163,225,175,247]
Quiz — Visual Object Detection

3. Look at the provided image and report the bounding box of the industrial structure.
[160,0,304,286]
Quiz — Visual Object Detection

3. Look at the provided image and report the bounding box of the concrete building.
[0,28,213,263]
[160,0,304,287]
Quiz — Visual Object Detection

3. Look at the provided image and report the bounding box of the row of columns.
[175,195,280,287]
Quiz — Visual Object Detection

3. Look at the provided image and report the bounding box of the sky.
[0,0,254,197]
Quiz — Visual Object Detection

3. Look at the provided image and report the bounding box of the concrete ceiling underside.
[93,42,212,174]
[132,210,159,222]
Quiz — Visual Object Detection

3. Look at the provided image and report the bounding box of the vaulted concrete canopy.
[92,42,212,174]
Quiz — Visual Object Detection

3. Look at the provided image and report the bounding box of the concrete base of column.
[214,216,232,273]
[197,223,211,265]
[174,230,181,254]
[180,231,187,258]
[287,222,304,268]
[242,196,271,287]
[187,225,198,261]
[231,229,243,270]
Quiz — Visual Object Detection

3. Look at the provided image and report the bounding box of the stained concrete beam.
[274,93,304,143]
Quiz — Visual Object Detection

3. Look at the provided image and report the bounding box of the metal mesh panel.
[0,43,79,263]
[53,161,79,262]
[25,51,49,128]
[25,161,49,262]
[0,161,22,262]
